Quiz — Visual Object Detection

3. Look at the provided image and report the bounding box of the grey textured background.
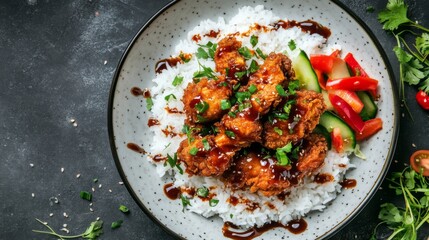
[1,0,428,239]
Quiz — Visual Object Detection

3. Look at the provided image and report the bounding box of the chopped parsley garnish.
[189,147,198,156]
[225,67,230,76]
[202,138,210,151]
[220,99,232,110]
[276,142,293,166]
[255,48,267,59]
[167,153,184,174]
[196,186,209,198]
[195,101,209,113]
[238,101,252,112]
[274,127,283,135]
[180,195,192,212]
[250,35,258,47]
[288,80,300,94]
[228,111,237,118]
[193,62,217,80]
[80,191,92,201]
[209,199,219,207]
[146,97,153,111]
[164,94,176,101]
[225,130,236,139]
[366,5,375,13]
[248,84,257,94]
[196,41,217,60]
[238,46,252,60]
[218,81,229,87]
[230,214,234,219]
[248,60,259,74]
[172,75,184,86]
[111,220,123,229]
[119,205,129,213]
[233,83,241,92]
[196,114,207,123]
[288,40,296,50]
[275,85,287,97]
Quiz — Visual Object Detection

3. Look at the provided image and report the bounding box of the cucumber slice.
[321,90,334,111]
[319,111,356,152]
[313,125,332,150]
[328,58,351,79]
[293,50,321,92]
[357,91,378,120]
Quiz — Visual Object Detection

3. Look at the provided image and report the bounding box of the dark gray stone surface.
[0,0,427,239]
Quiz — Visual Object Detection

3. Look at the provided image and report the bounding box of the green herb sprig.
[33,219,103,240]
[371,167,429,240]
[378,0,429,117]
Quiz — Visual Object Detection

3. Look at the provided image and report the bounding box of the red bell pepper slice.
[326,76,378,92]
[310,55,335,73]
[355,118,383,141]
[329,94,365,133]
[330,50,341,58]
[344,53,369,78]
[329,90,364,113]
[331,127,343,153]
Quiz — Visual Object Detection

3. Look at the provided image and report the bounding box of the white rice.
[147,5,351,228]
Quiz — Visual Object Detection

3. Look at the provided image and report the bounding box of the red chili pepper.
[329,94,365,133]
[344,53,369,78]
[326,76,378,92]
[355,118,383,141]
[310,54,335,73]
[416,90,429,110]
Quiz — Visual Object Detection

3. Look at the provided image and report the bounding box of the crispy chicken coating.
[223,134,328,196]
[263,90,326,149]
[178,52,293,176]
[182,76,232,124]
[214,36,247,77]
[242,53,294,114]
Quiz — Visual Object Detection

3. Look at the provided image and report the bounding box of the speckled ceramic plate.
[108,0,399,239]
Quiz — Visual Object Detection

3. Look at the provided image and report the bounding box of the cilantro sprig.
[33,219,103,240]
[371,167,429,240]
[196,41,217,60]
[378,0,429,117]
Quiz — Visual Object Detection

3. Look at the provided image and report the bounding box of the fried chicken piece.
[177,135,237,176]
[263,90,326,149]
[296,133,328,174]
[242,53,294,114]
[214,36,246,78]
[178,52,293,176]
[223,134,328,196]
[182,76,232,124]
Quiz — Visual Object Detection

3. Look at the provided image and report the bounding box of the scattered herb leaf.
[250,35,258,47]
[80,191,92,201]
[172,75,184,87]
[238,46,252,60]
[146,97,153,111]
[189,147,198,156]
[196,187,209,198]
[111,220,123,229]
[209,199,219,207]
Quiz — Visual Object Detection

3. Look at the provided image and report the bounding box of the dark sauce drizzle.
[163,183,181,200]
[155,57,182,74]
[222,219,307,239]
[340,178,357,189]
[126,142,147,155]
[272,20,331,38]
[130,87,151,98]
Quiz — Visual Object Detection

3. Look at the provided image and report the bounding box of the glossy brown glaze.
[152,154,166,162]
[126,142,147,154]
[147,118,160,127]
[130,87,151,98]
[204,30,220,38]
[165,107,184,114]
[340,178,357,189]
[222,218,307,239]
[163,183,181,200]
[314,173,334,184]
[155,57,182,74]
[272,20,331,38]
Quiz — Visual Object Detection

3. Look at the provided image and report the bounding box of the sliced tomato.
[329,94,365,133]
[344,53,369,77]
[326,76,378,92]
[330,90,364,113]
[330,49,341,58]
[314,69,327,90]
[355,118,383,141]
[331,127,343,153]
[310,54,335,73]
[410,150,429,176]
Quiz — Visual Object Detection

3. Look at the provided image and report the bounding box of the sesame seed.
[96,217,100,221]
[31,193,35,198]
[89,208,94,212]
[63,212,69,218]
[104,60,108,65]
[30,163,34,167]
[61,168,64,173]
[92,187,95,192]
[70,119,75,123]
[49,213,54,217]
[89,203,93,206]
[109,189,112,193]
[76,174,81,178]
[63,224,67,228]
[118,182,124,185]
[98,184,102,188]
[412,143,416,148]
[60,228,70,234]
[73,122,78,127]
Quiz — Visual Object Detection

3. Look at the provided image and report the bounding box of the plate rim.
[107,0,400,239]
